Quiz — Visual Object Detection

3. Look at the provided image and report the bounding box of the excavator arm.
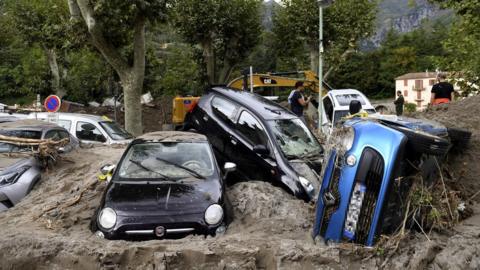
[227,70,331,94]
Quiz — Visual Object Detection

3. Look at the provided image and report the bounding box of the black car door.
[225,109,273,180]
[199,96,239,164]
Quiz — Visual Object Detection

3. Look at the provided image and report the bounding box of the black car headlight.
[205,204,223,225]
[98,207,117,230]
[0,166,30,187]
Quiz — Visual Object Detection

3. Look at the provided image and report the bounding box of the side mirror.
[253,145,270,157]
[223,162,236,180]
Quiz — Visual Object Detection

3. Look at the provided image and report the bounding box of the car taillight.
[188,101,198,113]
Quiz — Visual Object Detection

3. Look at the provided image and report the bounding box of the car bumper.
[313,120,407,246]
[98,213,223,239]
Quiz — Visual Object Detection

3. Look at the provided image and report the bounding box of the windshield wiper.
[285,153,304,160]
[129,159,175,181]
[155,157,206,179]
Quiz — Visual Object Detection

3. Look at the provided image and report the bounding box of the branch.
[133,13,146,80]
[74,0,130,78]
[324,48,356,80]
[67,0,81,21]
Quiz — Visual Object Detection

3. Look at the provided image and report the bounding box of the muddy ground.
[1,97,480,269]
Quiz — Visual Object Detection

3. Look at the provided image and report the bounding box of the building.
[395,72,460,111]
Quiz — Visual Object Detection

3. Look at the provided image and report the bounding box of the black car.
[91,131,235,239]
[183,87,323,201]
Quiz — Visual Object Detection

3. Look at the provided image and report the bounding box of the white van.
[28,112,133,144]
[320,89,376,134]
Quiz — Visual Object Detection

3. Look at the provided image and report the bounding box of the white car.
[320,89,376,134]
[28,113,133,144]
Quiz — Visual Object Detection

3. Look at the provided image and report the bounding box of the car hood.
[104,180,222,216]
[0,155,36,173]
[370,114,448,137]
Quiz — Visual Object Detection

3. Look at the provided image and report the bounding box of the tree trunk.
[217,61,235,84]
[202,41,215,85]
[309,46,319,74]
[72,0,144,135]
[44,47,65,97]
[120,73,143,136]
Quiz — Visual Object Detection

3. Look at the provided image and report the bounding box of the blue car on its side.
[312,119,408,246]
[312,111,472,246]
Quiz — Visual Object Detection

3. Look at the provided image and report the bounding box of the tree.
[273,0,377,76]
[6,0,69,97]
[67,0,169,135]
[429,0,480,93]
[172,0,262,84]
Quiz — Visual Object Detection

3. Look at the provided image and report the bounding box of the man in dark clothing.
[431,73,455,105]
[289,81,310,121]
[394,90,405,116]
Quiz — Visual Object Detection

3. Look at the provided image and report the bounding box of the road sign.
[44,95,61,113]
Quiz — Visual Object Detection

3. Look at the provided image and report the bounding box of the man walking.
[289,81,310,122]
[431,73,455,105]
[394,91,405,116]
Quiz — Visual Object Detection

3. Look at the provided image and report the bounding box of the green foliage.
[428,0,480,94]
[330,20,448,98]
[172,0,262,83]
[63,49,112,103]
[146,44,202,97]
[273,0,377,70]
[404,102,417,113]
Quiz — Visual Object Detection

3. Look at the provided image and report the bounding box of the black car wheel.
[447,127,471,149]
[387,125,451,156]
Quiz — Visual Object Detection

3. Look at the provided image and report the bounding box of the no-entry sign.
[44,95,61,113]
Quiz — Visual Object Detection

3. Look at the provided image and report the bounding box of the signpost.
[44,95,61,124]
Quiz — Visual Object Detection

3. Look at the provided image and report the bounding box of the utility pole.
[318,0,334,132]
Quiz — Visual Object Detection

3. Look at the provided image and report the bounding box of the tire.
[447,127,471,149]
[388,125,451,156]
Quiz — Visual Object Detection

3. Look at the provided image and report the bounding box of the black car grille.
[320,160,342,237]
[352,148,384,244]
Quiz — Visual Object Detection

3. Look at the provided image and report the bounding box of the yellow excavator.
[172,70,331,125]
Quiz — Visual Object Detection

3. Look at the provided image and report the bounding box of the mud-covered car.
[0,120,78,212]
[312,119,407,246]
[183,87,323,201]
[91,131,235,239]
[312,113,471,246]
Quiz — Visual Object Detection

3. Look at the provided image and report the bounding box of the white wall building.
[395,72,461,111]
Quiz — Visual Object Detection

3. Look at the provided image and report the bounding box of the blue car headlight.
[0,166,30,187]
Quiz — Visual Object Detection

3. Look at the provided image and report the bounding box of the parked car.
[0,120,78,212]
[183,87,324,201]
[91,131,235,239]
[28,112,133,145]
[318,89,376,134]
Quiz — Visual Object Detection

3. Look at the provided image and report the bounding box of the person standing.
[431,73,455,105]
[394,90,405,116]
[289,81,310,122]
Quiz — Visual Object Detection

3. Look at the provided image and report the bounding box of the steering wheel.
[182,160,205,171]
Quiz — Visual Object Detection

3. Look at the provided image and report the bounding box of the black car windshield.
[268,119,322,158]
[99,121,133,140]
[118,142,214,180]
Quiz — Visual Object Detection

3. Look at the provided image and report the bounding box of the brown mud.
[1,96,480,269]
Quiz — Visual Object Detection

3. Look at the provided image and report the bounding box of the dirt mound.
[1,96,480,269]
[415,96,480,202]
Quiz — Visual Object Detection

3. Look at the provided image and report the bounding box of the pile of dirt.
[1,96,480,269]
[415,96,480,202]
